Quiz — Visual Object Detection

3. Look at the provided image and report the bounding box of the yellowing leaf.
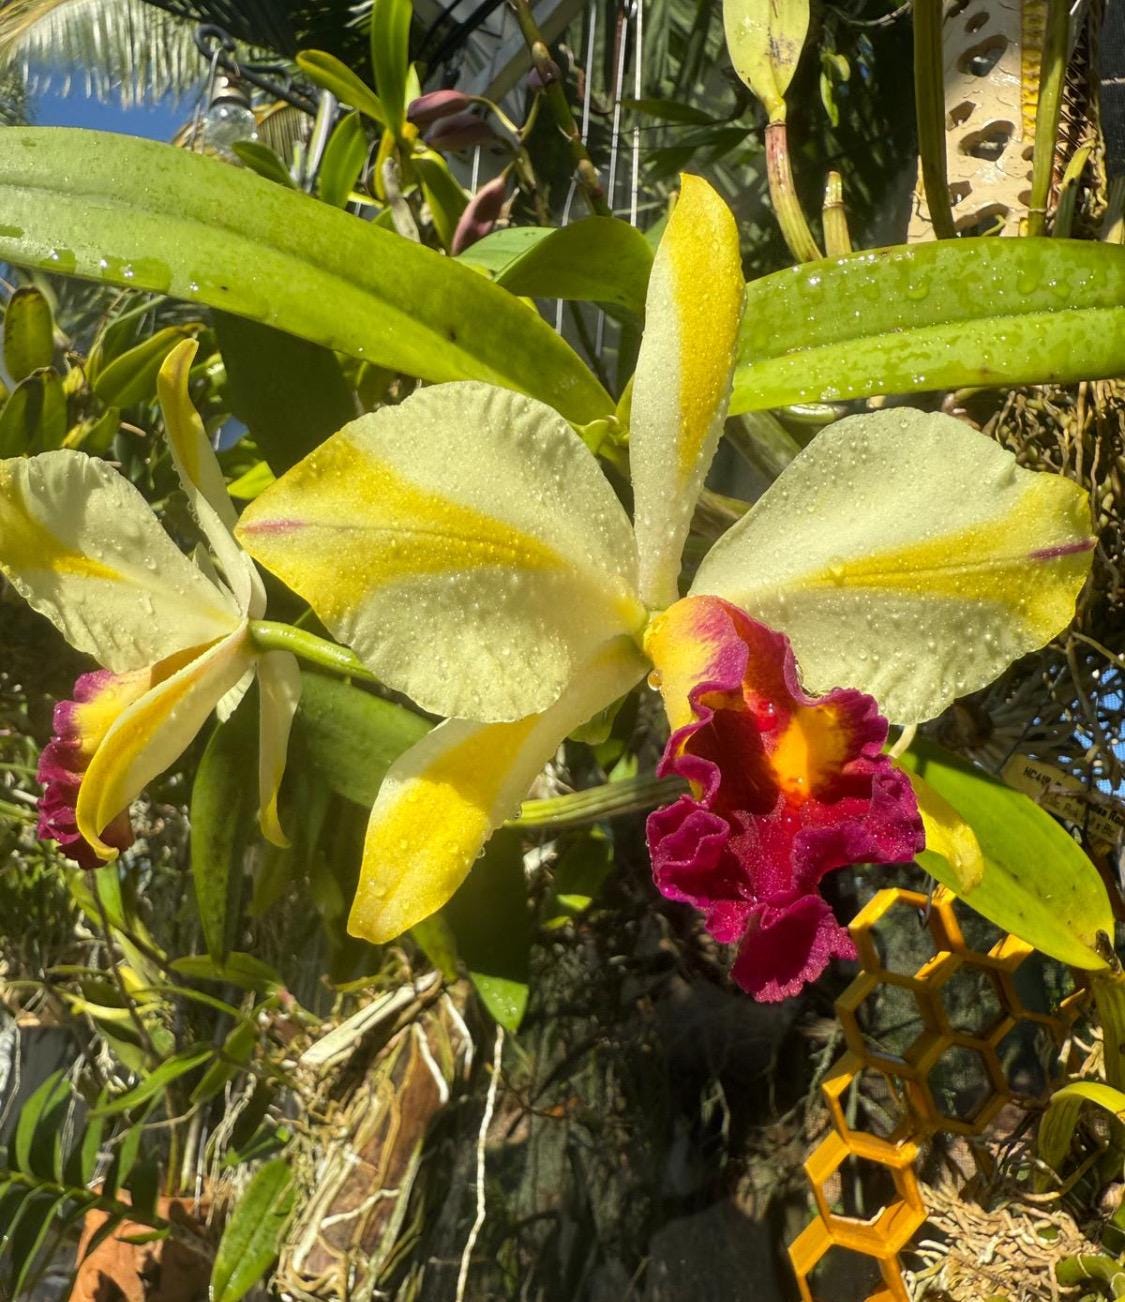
[723,0,809,121]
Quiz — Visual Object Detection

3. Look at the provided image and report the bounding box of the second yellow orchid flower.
[0,339,299,866]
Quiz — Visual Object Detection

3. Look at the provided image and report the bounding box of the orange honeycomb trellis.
[789,885,1086,1302]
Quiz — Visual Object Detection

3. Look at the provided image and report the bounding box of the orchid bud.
[407,89,474,128]
[424,111,498,153]
[451,174,509,254]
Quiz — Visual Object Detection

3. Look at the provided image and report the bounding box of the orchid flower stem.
[888,724,916,760]
[765,121,822,263]
[913,0,955,239]
[506,0,611,217]
[1093,969,1125,1091]
[1027,0,1069,237]
[510,774,688,831]
[249,620,381,685]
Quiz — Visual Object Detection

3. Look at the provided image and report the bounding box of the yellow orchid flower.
[236,176,1094,1000]
[0,338,299,866]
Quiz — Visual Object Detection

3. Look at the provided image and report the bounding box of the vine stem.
[506,0,611,217]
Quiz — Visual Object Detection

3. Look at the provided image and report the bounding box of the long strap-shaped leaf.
[734,236,1125,412]
[0,128,612,424]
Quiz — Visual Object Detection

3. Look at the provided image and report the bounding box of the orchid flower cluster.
[0,178,1093,1001]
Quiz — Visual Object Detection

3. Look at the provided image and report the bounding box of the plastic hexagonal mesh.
[789,885,1079,1302]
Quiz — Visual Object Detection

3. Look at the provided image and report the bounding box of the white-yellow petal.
[157,339,264,617]
[629,175,744,608]
[256,650,301,848]
[349,636,648,943]
[75,627,254,858]
[0,451,241,672]
[237,382,645,723]
[691,408,1094,723]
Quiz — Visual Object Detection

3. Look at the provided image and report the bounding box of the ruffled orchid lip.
[645,596,924,1002]
[36,669,135,869]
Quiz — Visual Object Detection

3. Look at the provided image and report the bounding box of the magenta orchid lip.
[645,597,924,1001]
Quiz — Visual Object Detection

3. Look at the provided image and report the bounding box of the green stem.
[1028,0,1069,237]
[822,170,852,256]
[249,620,380,684]
[506,0,611,217]
[1093,968,1125,1090]
[913,0,955,239]
[509,774,687,830]
[765,122,822,262]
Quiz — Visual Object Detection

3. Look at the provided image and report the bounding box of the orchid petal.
[349,636,648,942]
[256,650,301,848]
[907,768,984,893]
[237,382,645,722]
[75,627,254,859]
[692,408,1094,723]
[0,451,241,672]
[629,175,744,608]
[157,339,264,617]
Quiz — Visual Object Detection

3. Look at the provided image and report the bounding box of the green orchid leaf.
[0,366,66,454]
[370,0,412,136]
[214,313,356,473]
[210,1158,294,1302]
[0,128,611,424]
[723,0,809,120]
[293,671,431,809]
[734,237,1125,412]
[413,151,467,251]
[1038,1081,1125,1181]
[899,740,1113,969]
[3,285,54,381]
[92,1045,215,1115]
[231,140,296,188]
[456,226,552,274]
[190,688,259,966]
[92,323,200,408]
[296,50,386,124]
[494,217,655,316]
[316,111,368,208]
[444,829,530,1032]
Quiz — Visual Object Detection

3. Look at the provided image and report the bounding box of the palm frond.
[0,0,206,106]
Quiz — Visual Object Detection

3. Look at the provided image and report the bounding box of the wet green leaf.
[899,740,1113,970]
[723,0,809,119]
[0,129,611,424]
[734,238,1125,413]
[0,366,66,454]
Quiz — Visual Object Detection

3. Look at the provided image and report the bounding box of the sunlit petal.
[0,451,240,671]
[629,175,744,608]
[692,408,1094,723]
[349,636,648,942]
[157,339,264,617]
[75,627,254,858]
[256,650,301,848]
[238,382,644,722]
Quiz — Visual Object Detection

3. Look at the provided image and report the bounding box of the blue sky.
[30,79,199,140]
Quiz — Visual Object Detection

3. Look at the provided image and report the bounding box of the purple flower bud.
[407,89,474,128]
[424,110,498,153]
[452,174,509,254]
